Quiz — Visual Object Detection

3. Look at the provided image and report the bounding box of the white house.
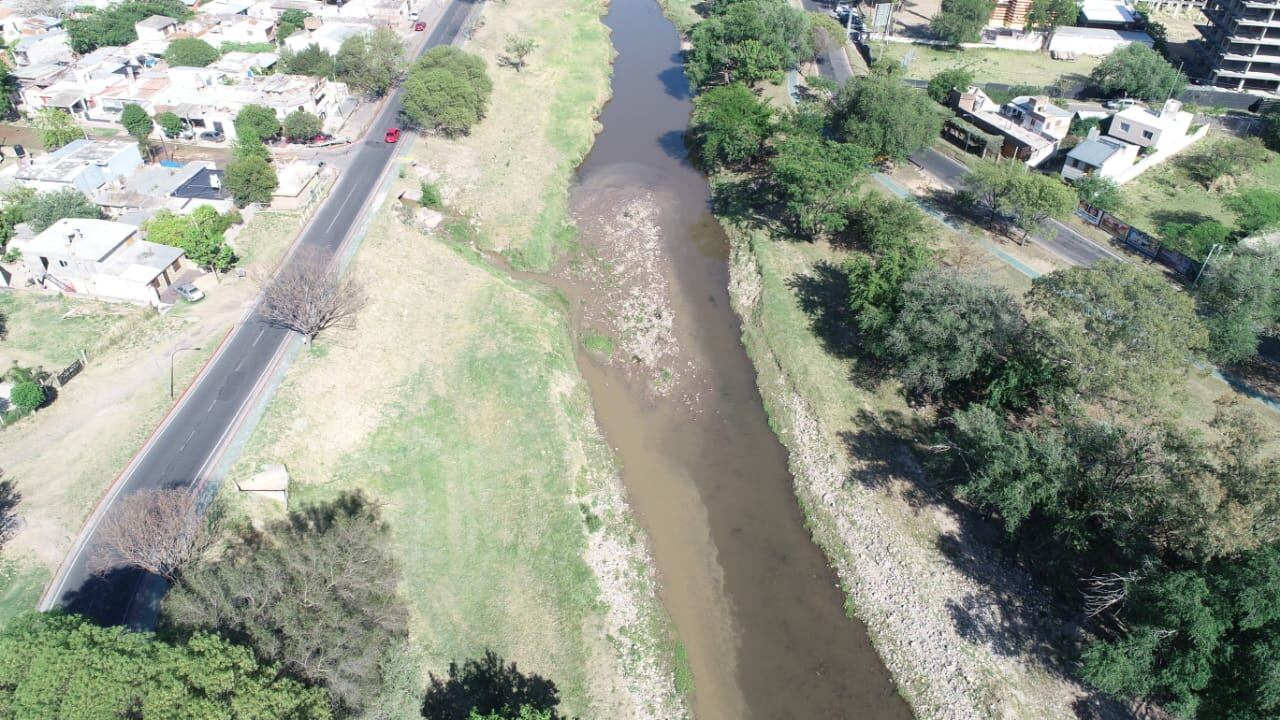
[134,14,179,41]
[1109,99,1195,151]
[15,140,145,193]
[283,22,367,54]
[1048,26,1154,57]
[12,29,73,66]
[155,70,353,139]
[216,15,276,44]
[1062,131,1141,181]
[10,218,187,306]
[950,87,1072,167]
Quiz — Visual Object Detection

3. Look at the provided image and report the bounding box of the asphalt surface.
[43,0,480,626]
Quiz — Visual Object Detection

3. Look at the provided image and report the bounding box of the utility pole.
[1193,242,1223,286]
[170,346,203,398]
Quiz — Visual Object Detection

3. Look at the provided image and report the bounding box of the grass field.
[408,0,612,271]
[1118,131,1280,234]
[873,43,1099,87]
[0,293,155,370]
[222,0,683,715]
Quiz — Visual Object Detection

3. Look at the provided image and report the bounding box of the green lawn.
[1119,132,1280,235]
[0,293,154,370]
[0,558,48,630]
[874,43,1099,87]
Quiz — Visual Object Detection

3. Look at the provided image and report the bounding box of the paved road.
[42,0,479,626]
[908,146,1122,267]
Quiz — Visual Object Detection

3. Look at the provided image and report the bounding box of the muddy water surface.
[561,1,914,718]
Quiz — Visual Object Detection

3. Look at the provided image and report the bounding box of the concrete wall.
[1112,123,1210,184]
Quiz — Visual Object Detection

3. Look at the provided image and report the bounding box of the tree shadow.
[0,474,20,550]
[657,129,689,162]
[659,58,692,100]
[421,650,563,720]
[786,261,859,359]
[709,174,776,230]
[1147,209,1219,230]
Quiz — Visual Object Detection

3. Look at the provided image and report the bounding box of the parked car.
[414,20,426,31]
[199,130,225,142]
[311,132,334,144]
[174,283,205,303]
[409,9,419,19]
[1103,98,1144,111]
[384,127,401,143]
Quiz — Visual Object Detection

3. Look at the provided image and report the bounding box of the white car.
[175,283,205,303]
[1104,98,1143,111]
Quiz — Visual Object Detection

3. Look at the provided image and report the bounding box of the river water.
[562,0,914,718]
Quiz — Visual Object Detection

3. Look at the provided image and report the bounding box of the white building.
[1048,26,1154,56]
[12,29,72,66]
[950,87,1072,167]
[14,139,145,193]
[134,14,179,41]
[10,218,187,306]
[283,22,367,54]
[155,69,353,138]
[1109,99,1195,151]
[214,15,277,45]
[1062,131,1141,181]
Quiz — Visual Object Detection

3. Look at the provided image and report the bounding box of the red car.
[414,21,426,31]
[384,128,401,143]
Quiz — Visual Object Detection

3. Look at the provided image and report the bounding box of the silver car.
[175,283,205,302]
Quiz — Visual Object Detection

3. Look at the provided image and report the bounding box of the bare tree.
[259,251,367,344]
[0,472,20,551]
[92,488,217,581]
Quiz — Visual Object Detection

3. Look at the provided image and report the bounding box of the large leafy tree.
[1072,174,1123,214]
[1025,0,1078,31]
[879,270,1026,398]
[24,188,103,233]
[0,64,18,119]
[283,110,323,142]
[282,43,337,78]
[64,0,191,53]
[225,156,278,206]
[163,493,409,715]
[688,83,774,170]
[0,612,331,719]
[1026,260,1208,399]
[926,66,973,103]
[401,46,493,136]
[767,131,871,238]
[1226,186,1280,237]
[1004,169,1076,240]
[930,0,995,45]
[276,8,310,40]
[1090,43,1185,102]
[1195,247,1280,365]
[144,206,238,271]
[685,0,813,87]
[164,37,220,67]
[833,75,944,162]
[32,107,82,150]
[843,195,936,340]
[234,104,282,141]
[120,102,153,144]
[336,27,405,98]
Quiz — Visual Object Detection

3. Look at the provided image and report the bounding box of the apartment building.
[1201,0,1280,93]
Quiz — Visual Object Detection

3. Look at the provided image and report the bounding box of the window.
[1143,130,1154,140]
[58,260,69,267]
[1120,122,1131,131]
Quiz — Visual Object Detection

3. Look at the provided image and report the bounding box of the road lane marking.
[326,188,357,232]
[251,327,265,346]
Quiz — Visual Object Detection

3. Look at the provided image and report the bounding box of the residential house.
[14,139,144,193]
[1048,26,1154,56]
[336,0,410,22]
[9,218,187,306]
[134,14,178,41]
[210,50,279,76]
[11,62,69,112]
[96,161,233,215]
[1062,131,1142,181]
[1109,99,1195,150]
[13,29,72,66]
[949,87,1070,167]
[215,15,276,44]
[0,13,61,45]
[283,21,367,54]
[154,69,352,138]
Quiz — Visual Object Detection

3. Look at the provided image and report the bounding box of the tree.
[502,34,537,71]
[1025,0,1078,31]
[1004,169,1076,242]
[930,0,995,45]
[233,131,272,162]
[1180,137,1270,189]
[0,64,18,119]
[336,27,405,98]
[145,206,239,271]
[1263,106,1280,153]
[0,612,332,719]
[282,43,337,78]
[1090,43,1185,102]
[283,110,323,143]
[8,382,45,410]
[1072,174,1123,214]
[768,131,871,238]
[120,102,153,146]
[421,650,562,720]
[64,0,192,53]
[276,8,310,40]
[833,74,944,162]
[164,37,220,67]
[1027,260,1208,397]
[688,83,774,170]
[163,493,408,713]
[32,107,81,150]
[685,0,813,87]
[259,250,366,342]
[1157,218,1230,260]
[879,270,1026,398]
[23,188,102,233]
[1196,247,1280,365]
[926,66,973,103]
[156,110,184,137]
[234,104,282,141]
[225,156,279,206]
[1226,186,1280,237]
[401,46,493,136]
[90,488,216,581]
[843,195,936,339]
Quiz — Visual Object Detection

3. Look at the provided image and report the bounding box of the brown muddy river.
[561,0,914,718]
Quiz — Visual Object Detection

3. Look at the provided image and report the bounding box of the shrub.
[419,181,442,209]
[233,104,282,141]
[8,382,45,410]
[164,37,219,67]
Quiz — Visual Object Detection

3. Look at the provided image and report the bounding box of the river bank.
[222,0,687,715]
